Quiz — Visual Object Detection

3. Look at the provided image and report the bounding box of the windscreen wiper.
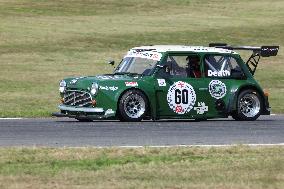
[114,72,140,76]
[113,72,131,75]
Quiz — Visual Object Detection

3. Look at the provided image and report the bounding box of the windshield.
[114,57,158,75]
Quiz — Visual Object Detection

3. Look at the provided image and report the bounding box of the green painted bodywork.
[58,50,269,120]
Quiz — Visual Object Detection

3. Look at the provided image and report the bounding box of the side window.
[165,54,201,78]
[204,55,243,78]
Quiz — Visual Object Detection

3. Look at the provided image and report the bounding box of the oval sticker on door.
[208,80,227,99]
[167,81,196,114]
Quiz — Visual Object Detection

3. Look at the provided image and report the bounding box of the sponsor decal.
[99,86,118,91]
[125,50,162,61]
[194,102,208,114]
[125,81,138,87]
[96,75,114,80]
[105,109,115,115]
[167,81,196,114]
[231,88,237,93]
[208,80,227,99]
[114,75,121,79]
[70,79,78,84]
[69,77,85,84]
[208,70,230,77]
[157,79,166,87]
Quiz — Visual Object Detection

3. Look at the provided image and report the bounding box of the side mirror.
[155,64,171,77]
[157,65,170,73]
[108,60,115,66]
[156,64,163,68]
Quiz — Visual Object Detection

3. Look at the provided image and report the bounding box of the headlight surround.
[90,82,99,96]
[59,80,66,93]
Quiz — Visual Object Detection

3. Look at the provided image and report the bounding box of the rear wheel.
[232,89,262,121]
[118,90,148,122]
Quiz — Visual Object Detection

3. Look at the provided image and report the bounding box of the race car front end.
[52,78,117,120]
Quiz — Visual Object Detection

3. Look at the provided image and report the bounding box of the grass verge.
[0,146,283,189]
[0,0,283,117]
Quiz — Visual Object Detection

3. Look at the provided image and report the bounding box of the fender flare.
[227,85,266,114]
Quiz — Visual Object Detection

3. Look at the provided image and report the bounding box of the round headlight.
[90,82,99,95]
[59,80,66,93]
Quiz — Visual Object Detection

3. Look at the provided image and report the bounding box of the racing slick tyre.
[118,90,148,122]
[232,89,262,121]
[76,118,93,122]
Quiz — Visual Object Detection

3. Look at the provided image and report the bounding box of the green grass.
[0,146,283,189]
[0,0,283,117]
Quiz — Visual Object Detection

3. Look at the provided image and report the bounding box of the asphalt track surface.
[0,115,283,147]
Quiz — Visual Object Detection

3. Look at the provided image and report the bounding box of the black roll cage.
[209,43,279,75]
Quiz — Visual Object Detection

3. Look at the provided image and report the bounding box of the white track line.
[88,143,284,148]
[0,118,23,120]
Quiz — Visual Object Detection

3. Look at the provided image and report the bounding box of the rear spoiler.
[209,43,279,75]
[209,43,279,57]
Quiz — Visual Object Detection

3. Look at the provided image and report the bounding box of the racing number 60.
[175,89,188,104]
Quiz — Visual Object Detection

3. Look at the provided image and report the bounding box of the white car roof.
[132,45,236,54]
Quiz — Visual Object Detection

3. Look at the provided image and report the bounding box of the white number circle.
[167,81,196,114]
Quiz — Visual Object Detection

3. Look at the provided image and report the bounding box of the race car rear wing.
[209,43,279,75]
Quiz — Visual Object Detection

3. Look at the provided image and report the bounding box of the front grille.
[63,90,92,107]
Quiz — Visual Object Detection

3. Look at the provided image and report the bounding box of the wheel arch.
[229,84,265,113]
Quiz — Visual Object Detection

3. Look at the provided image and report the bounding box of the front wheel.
[232,89,262,121]
[118,90,148,122]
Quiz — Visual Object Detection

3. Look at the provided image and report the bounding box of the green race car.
[52,44,279,122]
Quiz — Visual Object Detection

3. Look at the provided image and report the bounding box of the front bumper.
[52,105,116,119]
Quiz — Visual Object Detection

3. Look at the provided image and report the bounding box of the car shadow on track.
[54,117,276,123]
